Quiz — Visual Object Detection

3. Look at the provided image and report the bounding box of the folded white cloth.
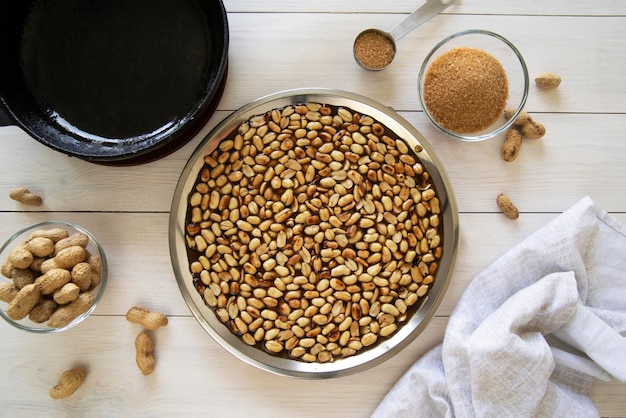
[372,197,626,418]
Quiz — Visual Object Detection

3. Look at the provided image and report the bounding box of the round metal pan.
[0,0,229,165]
[169,88,459,378]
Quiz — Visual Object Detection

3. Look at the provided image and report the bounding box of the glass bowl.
[418,29,529,141]
[0,221,107,333]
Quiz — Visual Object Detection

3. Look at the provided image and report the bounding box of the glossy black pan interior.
[0,0,228,165]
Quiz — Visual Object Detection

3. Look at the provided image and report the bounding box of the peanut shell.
[28,299,58,323]
[497,193,520,220]
[501,128,523,162]
[126,306,168,330]
[54,233,89,255]
[29,228,69,243]
[40,258,61,274]
[11,268,35,289]
[36,268,72,295]
[49,369,86,399]
[7,283,41,320]
[54,246,87,269]
[503,109,533,127]
[47,292,95,328]
[521,121,546,140]
[53,282,81,305]
[71,262,93,291]
[0,282,19,303]
[7,247,33,270]
[535,72,561,89]
[25,237,55,257]
[8,187,42,206]
[135,332,156,375]
[1,260,13,278]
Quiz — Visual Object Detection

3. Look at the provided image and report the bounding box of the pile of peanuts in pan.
[184,102,443,363]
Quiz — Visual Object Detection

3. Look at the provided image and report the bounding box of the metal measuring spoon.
[353,0,456,71]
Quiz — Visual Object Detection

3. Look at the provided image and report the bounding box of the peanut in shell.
[535,72,561,89]
[49,368,86,399]
[7,283,41,320]
[28,299,58,323]
[126,306,168,330]
[9,187,43,206]
[135,332,156,375]
[0,282,19,303]
[47,292,95,328]
[521,121,546,139]
[36,268,72,295]
[504,109,533,127]
[501,128,523,162]
[497,193,520,220]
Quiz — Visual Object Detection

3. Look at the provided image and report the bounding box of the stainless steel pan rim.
[169,87,459,378]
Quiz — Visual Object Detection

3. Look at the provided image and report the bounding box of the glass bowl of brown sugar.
[418,29,529,141]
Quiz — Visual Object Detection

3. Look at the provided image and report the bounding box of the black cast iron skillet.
[0,0,229,165]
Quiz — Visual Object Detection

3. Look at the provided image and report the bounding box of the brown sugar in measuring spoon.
[353,0,455,70]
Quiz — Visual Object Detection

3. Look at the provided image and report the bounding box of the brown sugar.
[423,47,509,134]
[354,30,395,69]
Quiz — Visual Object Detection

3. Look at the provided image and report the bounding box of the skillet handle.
[0,104,13,127]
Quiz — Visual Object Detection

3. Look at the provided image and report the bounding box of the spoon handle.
[389,0,456,41]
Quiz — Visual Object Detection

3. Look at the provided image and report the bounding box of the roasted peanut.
[184,103,442,363]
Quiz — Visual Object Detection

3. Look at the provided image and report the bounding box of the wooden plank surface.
[0,1,624,416]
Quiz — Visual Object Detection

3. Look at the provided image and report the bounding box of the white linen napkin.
[372,196,626,418]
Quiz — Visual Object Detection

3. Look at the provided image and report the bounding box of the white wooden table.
[1,1,625,416]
